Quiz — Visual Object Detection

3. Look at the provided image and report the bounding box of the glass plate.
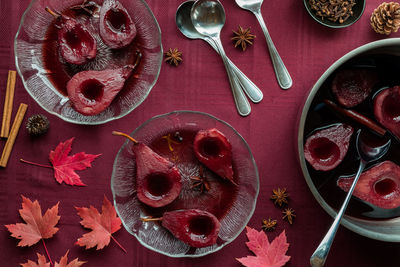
[14,0,162,124]
[111,111,259,257]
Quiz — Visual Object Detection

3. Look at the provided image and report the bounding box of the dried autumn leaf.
[20,253,50,267]
[55,250,86,267]
[5,195,60,247]
[75,196,125,252]
[20,138,101,186]
[49,138,101,186]
[236,227,290,267]
[21,251,86,267]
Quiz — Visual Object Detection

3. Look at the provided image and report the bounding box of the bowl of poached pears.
[111,111,259,257]
[15,0,162,124]
[298,38,400,242]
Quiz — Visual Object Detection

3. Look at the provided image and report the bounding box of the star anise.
[165,48,182,66]
[262,218,277,231]
[232,26,256,51]
[271,188,288,206]
[282,208,296,224]
[190,166,210,193]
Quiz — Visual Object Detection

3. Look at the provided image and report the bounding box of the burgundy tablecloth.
[1,0,400,266]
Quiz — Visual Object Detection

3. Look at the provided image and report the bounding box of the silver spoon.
[235,0,292,90]
[176,0,263,103]
[310,129,391,267]
[191,0,251,116]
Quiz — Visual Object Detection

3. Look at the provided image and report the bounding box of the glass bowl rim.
[111,110,260,257]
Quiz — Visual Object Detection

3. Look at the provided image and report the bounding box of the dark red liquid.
[310,137,340,161]
[139,129,238,220]
[42,5,142,97]
[304,54,400,219]
[106,9,128,31]
[145,173,173,197]
[188,215,214,237]
[80,79,104,101]
[375,178,396,196]
[199,138,221,158]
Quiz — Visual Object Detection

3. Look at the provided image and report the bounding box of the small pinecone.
[26,114,50,136]
[371,2,400,35]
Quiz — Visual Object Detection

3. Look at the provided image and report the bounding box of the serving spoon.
[310,129,391,267]
[176,0,263,103]
[235,0,292,89]
[191,0,251,116]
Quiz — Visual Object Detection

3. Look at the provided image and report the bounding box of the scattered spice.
[161,133,181,152]
[262,218,277,231]
[371,2,400,35]
[190,166,210,193]
[271,188,288,207]
[308,0,356,24]
[1,70,16,138]
[231,26,255,51]
[164,48,182,66]
[26,114,50,136]
[282,208,296,224]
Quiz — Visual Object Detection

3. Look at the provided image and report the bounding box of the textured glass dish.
[14,0,162,124]
[111,111,259,257]
[297,39,400,242]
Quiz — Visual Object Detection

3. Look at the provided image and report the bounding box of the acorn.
[26,114,50,136]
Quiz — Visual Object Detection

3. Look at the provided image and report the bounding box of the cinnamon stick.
[1,70,17,138]
[0,103,28,167]
[323,99,386,136]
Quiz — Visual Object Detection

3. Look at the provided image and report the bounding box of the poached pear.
[46,7,97,65]
[337,161,400,209]
[144,209,220,248]
[304,123,354,171]
[99,0,137,49]
[67,53,140,116]
[374,86,400,140]
[112,131,182,208]
[193,128,235,184]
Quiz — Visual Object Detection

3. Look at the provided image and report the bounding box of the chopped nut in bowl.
[304,0,365,28]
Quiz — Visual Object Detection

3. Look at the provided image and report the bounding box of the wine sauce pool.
[139,129,238,221]
[42,5,141,96]
[304,54,400,220]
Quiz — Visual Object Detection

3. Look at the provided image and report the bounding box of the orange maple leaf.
[21,251,86,267]
[5,195,60,247]
[236,227,291,267]
[75,196,125,252]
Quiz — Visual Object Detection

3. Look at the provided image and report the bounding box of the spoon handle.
[253,11,292,90]
[310,160,366,267]
[211,37,251,116]
[205,38,263,103]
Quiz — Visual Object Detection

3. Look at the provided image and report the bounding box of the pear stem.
[141,217,163,222]
[112,131,139,144]
[45,7,60,18]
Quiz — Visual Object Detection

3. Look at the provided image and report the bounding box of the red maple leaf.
[21,251,86,267]
[75,196,126,252]
[236,227,291,267]
[21,138,101,186]
[5,196,60,265]
[5,195,60,247]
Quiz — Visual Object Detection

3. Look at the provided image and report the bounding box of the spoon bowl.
[191,0,225,37]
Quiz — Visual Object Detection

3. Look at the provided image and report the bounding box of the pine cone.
[371,2,400,35]
[26,114,50,136]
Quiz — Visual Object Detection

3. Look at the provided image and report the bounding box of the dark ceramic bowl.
[304,0,366,28]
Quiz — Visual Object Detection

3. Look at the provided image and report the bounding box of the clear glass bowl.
[111,111,259,257]
[14,0,162,124]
